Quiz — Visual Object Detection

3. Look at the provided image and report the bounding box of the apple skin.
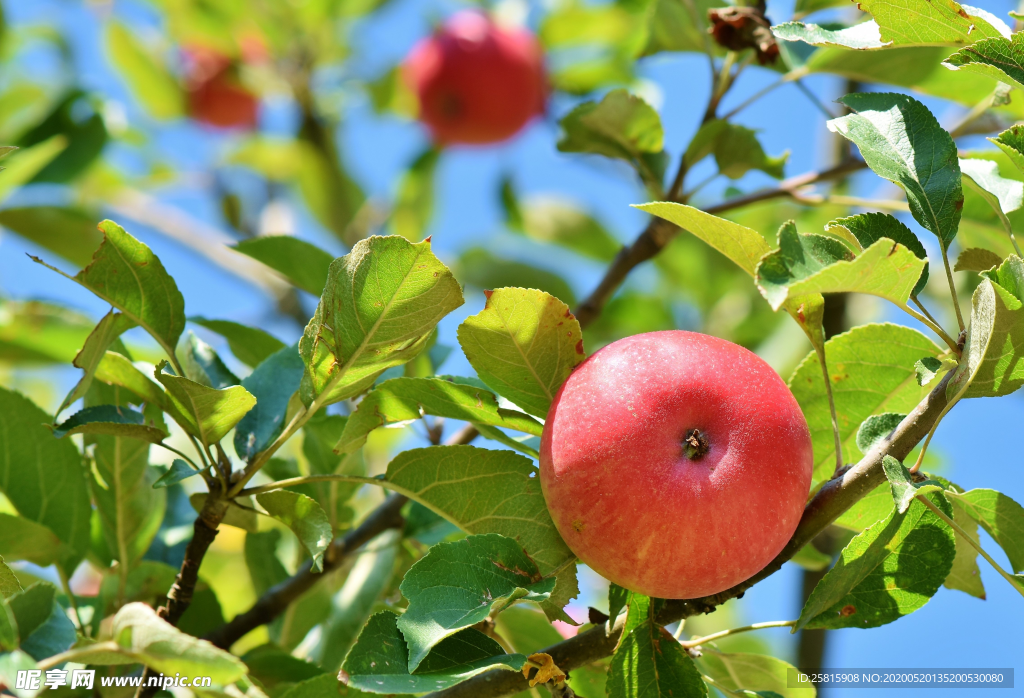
[539,330,813,599]
[183,47,259,130]
[403,11,546,146]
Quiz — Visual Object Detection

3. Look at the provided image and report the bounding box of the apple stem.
[683,429,710,460]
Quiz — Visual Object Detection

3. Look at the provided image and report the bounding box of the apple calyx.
[683,429,709,460]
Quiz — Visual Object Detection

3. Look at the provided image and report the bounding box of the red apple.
[540,331,813,599]
[183,46,259,130]
[403,11,546,146]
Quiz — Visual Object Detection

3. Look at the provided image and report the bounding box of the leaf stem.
[720,79,785,121]
[910,296,943,331]
[910,383,966,473]
[679,619,797,648]
[154,442,202,471]
[899,303,961,355]
[57,566,83,633]
[816,347,844,476]
[238,473,383,497]
[36,641,121,671]
[940,244,966,333]
[794,79,836,119]
[916,495,1024,600]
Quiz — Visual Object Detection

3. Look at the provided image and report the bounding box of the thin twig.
[720,79,785,120]
[678,619,796,648]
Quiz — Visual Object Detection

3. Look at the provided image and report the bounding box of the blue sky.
[1,0,1022,690]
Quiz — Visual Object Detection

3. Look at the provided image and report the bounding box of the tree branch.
[573,159,867,327]
[422,372,952,698]
[204,493,408,650]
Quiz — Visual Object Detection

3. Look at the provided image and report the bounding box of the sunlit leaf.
[233,236,335,296]
[299,236,463,407]
[398,533,554,671]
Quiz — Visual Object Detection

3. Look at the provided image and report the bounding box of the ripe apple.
[540,330,813,599]
[183,46,259,130]
[403,11,546,146]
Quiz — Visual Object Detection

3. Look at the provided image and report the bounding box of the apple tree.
[0,0,1022,697]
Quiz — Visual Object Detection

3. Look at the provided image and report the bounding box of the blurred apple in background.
[183,45,259,130]
[403,11,546,146]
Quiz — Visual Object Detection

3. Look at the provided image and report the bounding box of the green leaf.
[607,619,707,698]
[278,674,369,698]
[52,404,167,443]
[510,194,621,262]
[16,598,76,662]
[234,344,304,461]
[855,412,906,453]
[242,643,326,690]
[456,248,577,307]
[398,534,554,671]
[947,488,1024,574]
[0,299,94,364]
[342,611,526,694]
[960,157,1024,237]
[788,323,940,484]
[637,202,770,275]
[944,495,986,599]
[256,491,333,572]
[105,21,183,119]
[955,247,1003,272]
[0,594,16,651]
[608,583,630,626]
[384,445,574,576]
[791,542,834,572]
[685,120,788,180]
[0,650,39,698]
[1,556,24,598]
[457,288,585,418]
[57,310,136,415]
[155,363,257,447]
[698,649,815,698]
[315,530,399,671]
[7,584,55,645]
[943,34,1024,92]
[31,220,187,359]
[797,492,954,630]
[108,602,247,682]
[390,148,439,242]
[86,394,167,571]
[0,135,67,204]
[93,351,176,415]
[946,257,1024,399]
[493,606,564,655]
[828,93,962,247]
[558,89,664,187]
[857,0,1009,46]
[634,202,827,351]
[0,387,91,574]
[0,206,104,268]
[773,20,887,50]
[539,565,580,626]
[233,236,335,296]
[153,459,200,488]
[336,377,543,455]
[758,228,925,312]
[189,317,286,367]
[989,125,1024,174]
[825,212,930,295]
[0,516,62,567]
[914,356,955,386]
[182,332,239,389]
[881,455,946,514]
[299,235,464,407]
